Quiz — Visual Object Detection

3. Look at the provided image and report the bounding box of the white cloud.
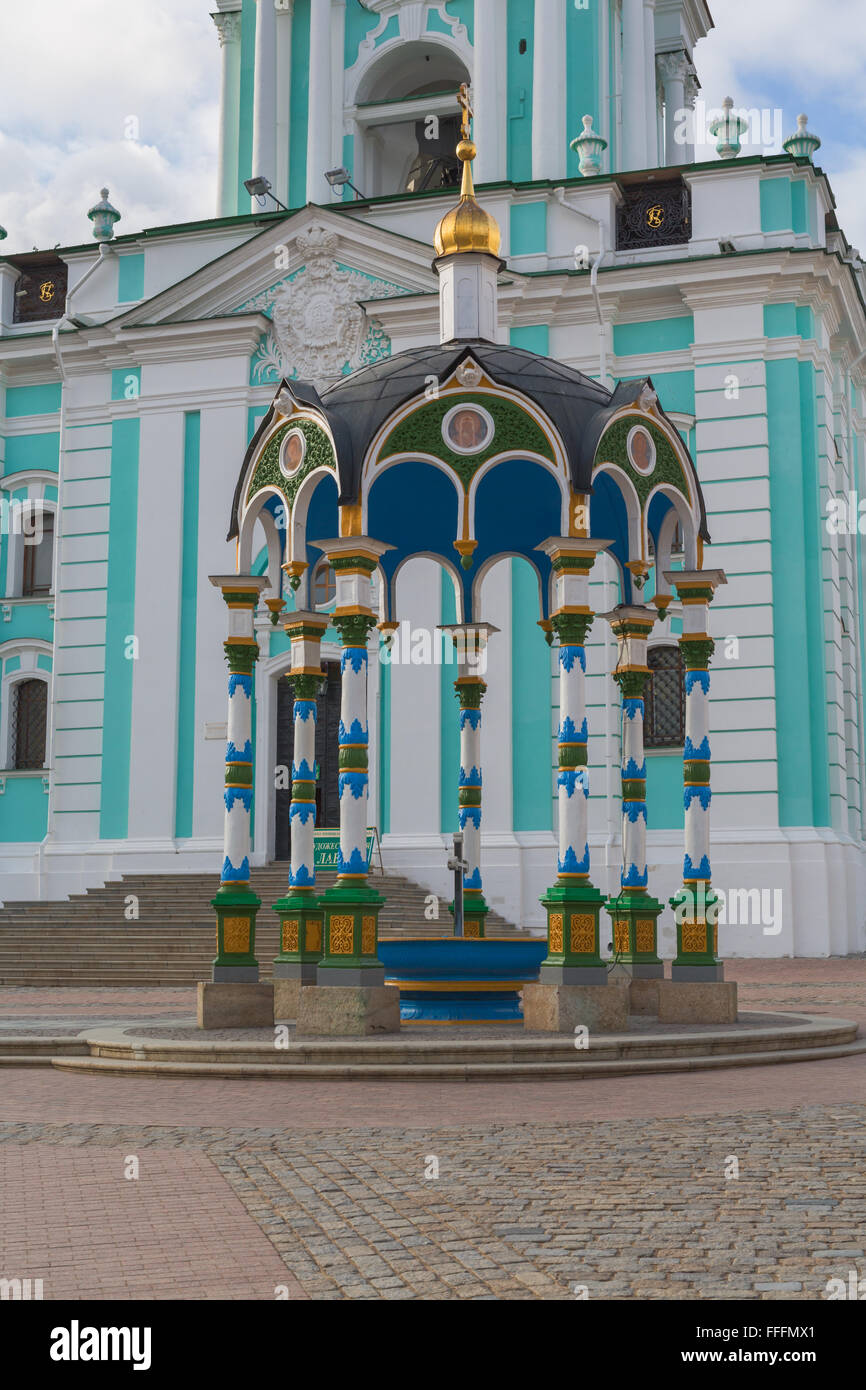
[0,0,219,251]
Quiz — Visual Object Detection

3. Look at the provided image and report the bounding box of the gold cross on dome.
[457,83,474,139]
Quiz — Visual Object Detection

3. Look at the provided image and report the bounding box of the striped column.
[440,624,499,938]
[208,575,269,982]
[536,538,611,984]
[604,606,664,977]
[273,611,328,983]
[313,536,392,986]
[664,569,727,981]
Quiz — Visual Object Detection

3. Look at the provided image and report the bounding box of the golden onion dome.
[433,135,502,259]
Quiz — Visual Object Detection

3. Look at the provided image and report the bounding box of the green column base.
[448,892,489,939]
[211,886,261,981]
[272,891,324,982]
[670,885,722,972]
[317,881,387,984]
[605,891,664,976]
[540,879,608,979]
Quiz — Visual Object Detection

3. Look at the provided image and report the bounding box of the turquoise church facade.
[0,0,864,957]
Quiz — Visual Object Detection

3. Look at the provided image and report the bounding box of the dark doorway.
[274,661,342,860]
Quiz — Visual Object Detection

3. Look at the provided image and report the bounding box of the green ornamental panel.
[594,416,690,507]
[245,418,336,509]
[379,395,555,488]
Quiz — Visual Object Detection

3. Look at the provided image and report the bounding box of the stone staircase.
[0,864,527,986]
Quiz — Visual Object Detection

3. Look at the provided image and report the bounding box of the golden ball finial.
[433,95,501,260]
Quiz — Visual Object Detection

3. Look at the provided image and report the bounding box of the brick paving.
[0,960,864,1300]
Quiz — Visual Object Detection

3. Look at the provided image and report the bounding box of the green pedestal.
[670,885,722,975]
[272,891,324,982]
[540,879,608,984]
[605,890,664,977]
[448,891,490,938]
[317,881,387,985]
[211,886,261,981]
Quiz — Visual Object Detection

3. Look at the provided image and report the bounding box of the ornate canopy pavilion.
[206,93,729,1031]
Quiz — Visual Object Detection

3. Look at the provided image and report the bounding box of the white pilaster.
[307,0,333,204]
[621,0,647,171]
[274,0,294,207]
[531,0,567,181]
[473,0,507,184]
[643,0,658,166]
[658,49,688,168]
[214,9,243,217]
[252,0,277,201]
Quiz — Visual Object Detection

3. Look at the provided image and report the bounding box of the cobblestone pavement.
[0,961,864,1300]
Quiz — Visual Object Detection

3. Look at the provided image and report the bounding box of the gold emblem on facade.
[548,913,564,954]
[330,916,355,954]
[38,280,56,302]
[222,916,250,954]
[282,919,299,954]
[646,204,664,228]
[571,913,596,954]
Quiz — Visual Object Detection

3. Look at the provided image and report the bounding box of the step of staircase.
[0,864,529,985]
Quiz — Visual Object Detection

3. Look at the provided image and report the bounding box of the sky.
[0,0,864,254]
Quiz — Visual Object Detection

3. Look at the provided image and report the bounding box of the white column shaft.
[643,1,658,166]
[289,699,317,888]
[338,646,369,874]
[531,0,567,181]
[274,1,294,205]
[459,711,482,887]
[621,0,647,171]
[223,675,253,881]
[473,0,506,183]
[252,0,277,199]
[307,0,333,203]
[557,644,589,875]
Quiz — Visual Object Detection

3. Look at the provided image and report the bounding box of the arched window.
[312,560,336,609]
[644,645,684,748]
[22,511,54,597]
[11,678,47,769]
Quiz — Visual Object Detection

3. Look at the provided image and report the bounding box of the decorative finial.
[87,187,121,242]
[432,86,501,260]
[783,114,821,162]
[570,114,608,177]
[708,97,749,159]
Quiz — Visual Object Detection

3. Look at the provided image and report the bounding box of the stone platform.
[0,1010,860,1080]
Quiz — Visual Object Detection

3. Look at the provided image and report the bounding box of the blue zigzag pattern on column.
[684,735,711,760]
[558,845,590,874]
[622,862,648,888]
[685,670,710,695]
[341,647,368,674]
[623,800,647,823]
[459,709,481,730]
[339,718,368,745]
[458,807,481,829]
[222,855,250,882]
[464,867,482,890]
[292,759,315,780]
[226,740,252,762]
[290,803,316,823]
[459,766,482,786]
[223,788,252,813]
[559,645,586,673]
[684,785,712,810]
[290,863,315,887]
[623,698,644,720]
[228,674,252,698]
[559,715,587,743]
[339,771,368,799]
[622,757,646,778]
[295,701,317,722]
[557,769,589,798]
[338,846,367,875]
[683,852,711,879]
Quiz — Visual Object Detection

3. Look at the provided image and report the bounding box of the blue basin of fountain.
[377,938,548,1023]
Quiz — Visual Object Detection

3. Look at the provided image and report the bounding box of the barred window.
[11,679,48,770]
[644,645,684,748]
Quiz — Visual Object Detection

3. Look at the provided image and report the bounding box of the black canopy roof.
[228,340,709,542]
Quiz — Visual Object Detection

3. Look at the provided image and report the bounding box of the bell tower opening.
[352,42,470,198]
